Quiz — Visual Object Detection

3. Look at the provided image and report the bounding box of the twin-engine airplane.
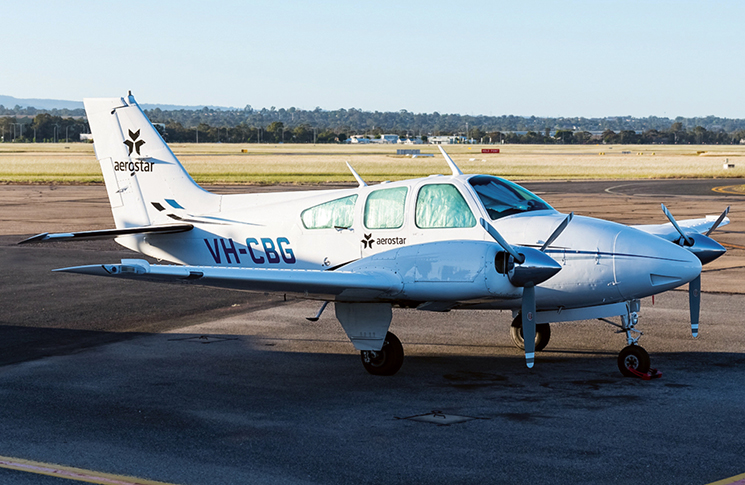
[22,93,731,377]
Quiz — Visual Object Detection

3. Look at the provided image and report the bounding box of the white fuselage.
[116,174,701,312]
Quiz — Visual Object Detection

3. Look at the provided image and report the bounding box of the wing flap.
[53,259,403,300]
[19,223,193,244]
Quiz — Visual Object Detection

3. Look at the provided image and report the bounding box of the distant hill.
[0,95,83,110]
[0,95,236,111]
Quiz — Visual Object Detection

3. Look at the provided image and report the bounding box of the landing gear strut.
[510,314,551,351]
[361,331,404,376]
[602,301,652,377]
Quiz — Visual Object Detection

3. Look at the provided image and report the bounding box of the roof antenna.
[346,162,368,187]
[438,145,463,176]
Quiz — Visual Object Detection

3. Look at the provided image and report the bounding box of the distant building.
[399,137,424,145]
[348,135,371,144]
[428,135,467,144]
[378,134,399,144]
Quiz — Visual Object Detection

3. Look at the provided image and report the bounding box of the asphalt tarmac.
[1,180,744,485]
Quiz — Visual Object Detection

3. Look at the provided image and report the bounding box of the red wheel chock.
[627,367,662,380]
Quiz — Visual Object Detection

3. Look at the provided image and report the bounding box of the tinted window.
[301,195,357,229]
[469,175,553,220]
[364,187,407,229]
[416,184,476,228]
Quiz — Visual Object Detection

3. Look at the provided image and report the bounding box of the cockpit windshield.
[469,175,553,220]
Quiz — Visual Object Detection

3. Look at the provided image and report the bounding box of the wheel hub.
[624,354,640,369]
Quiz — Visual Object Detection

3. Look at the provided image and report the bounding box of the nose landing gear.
[601,301,656,378]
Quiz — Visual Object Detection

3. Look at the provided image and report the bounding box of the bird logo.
[123,129,146,156]
[361,234,374,249]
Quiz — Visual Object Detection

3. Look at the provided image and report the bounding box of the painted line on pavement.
[712,185,745,195]
[707,472,745,485]
[0,455,179,485]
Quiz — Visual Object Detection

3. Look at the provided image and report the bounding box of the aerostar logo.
[361,233,406,249]
[123,129,145,156]
[114,160,154,172]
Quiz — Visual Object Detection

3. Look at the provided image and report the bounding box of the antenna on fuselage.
[438,145,463,176]
[346,162,368,187]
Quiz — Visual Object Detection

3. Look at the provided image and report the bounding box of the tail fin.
[84,93,220,229]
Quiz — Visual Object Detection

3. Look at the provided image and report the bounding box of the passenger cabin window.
[364,187,407,229]
[415,184,476,228]
[301,195,357,229]
[469,175,553,220]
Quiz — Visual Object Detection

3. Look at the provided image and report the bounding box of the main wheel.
[618,345,650,377]
[360,331,404,376]
[510,315,551,351]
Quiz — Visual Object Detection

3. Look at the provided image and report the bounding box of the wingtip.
[18,233,49,244]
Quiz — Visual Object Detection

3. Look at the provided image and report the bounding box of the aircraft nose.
[614,227,702,299]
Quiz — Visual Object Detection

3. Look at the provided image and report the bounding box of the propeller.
[661,203,694,246]
[480,218,524,264]
[705,206,730,237]
[480,218,565,367]
[660,204,729,338]
[689,275,701,337]
[540,212,573,252]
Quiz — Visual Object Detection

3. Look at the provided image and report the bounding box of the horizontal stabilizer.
[53,259,403,301]
[19,223,193,244]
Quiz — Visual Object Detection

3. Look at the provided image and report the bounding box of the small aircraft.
[22,93,731,377]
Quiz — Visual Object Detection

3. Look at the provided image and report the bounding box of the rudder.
[84,93,220,229]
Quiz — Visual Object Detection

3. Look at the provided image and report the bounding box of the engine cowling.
[344,240,525,302]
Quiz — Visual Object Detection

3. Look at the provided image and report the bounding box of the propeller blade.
[480,218,525,264]
[522,285,536,368]
[540,212,573,252]
[689,275,701,337]
[661,204,694,246]
[705,206,730,237]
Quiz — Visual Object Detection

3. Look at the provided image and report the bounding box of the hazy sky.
[3,0,743,117]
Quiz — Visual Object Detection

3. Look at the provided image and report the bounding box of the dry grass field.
[0,142,744,184]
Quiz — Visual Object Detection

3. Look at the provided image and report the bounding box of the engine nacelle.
[344,240,522,302]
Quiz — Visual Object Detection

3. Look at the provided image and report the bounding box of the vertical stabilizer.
[84,93,221,228]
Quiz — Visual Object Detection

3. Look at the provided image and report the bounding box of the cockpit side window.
[469,175,553,220]
[415,184,476,228]
[301,194,358,229]
[364,187,407,229]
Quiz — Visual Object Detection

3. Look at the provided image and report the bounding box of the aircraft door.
[298,194,361,268]
[360,186,410,257]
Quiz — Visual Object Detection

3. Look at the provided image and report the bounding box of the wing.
[19,224,193,244]
[632,215,730,241]
[54,259,403,301]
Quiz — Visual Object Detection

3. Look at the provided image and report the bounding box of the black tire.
[510,315,551,352]
[360,331,404,376]
[618,345,651,377]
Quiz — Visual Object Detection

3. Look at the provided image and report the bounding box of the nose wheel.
[602,301,657,378]
[510,314,551,351]
[617,345,651,377]
[360,331,404,376]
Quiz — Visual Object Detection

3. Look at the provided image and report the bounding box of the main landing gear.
[360,332,404,376]
[510,314,551,351]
